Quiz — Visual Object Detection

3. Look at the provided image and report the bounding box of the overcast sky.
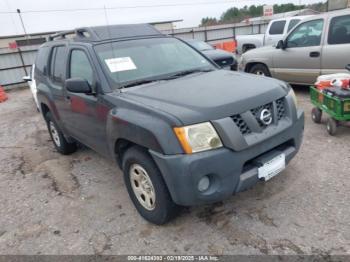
[0,0,325,36]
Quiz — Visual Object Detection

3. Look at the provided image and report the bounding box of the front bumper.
[150,110,304,206]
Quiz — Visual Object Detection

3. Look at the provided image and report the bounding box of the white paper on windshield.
[105,57,137,73]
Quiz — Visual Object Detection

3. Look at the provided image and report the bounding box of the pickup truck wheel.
[249,64,271,77]
[45,112,77,155]
[122,147,180,224]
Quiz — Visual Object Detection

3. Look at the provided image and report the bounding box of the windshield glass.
[189,40,214,51]
[94,37,215,87]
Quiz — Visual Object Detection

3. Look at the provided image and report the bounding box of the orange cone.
[0,86,8,103]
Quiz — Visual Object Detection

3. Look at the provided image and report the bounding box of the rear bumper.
[150,110,304,206]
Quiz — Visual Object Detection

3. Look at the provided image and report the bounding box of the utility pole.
[16,9,28,39]
[16,8,29,75]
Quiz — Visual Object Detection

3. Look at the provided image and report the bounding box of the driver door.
[272,19,324,85]
[63,47,109,155]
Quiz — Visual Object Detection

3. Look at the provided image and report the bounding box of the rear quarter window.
[269,20,287,35]
[35,46,50,74]
[49,46,67,83]
[328,15,350,45]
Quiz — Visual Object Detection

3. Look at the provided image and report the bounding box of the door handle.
[309,51,320,58]
[66,95,71,100]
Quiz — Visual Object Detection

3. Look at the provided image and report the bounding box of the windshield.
[94,37,215,88]
[189,40,214,51]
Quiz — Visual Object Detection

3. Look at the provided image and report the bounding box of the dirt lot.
[0,87,349,255]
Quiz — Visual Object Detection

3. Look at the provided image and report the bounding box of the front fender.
[106,107,184,157]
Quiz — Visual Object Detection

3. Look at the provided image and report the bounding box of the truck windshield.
[94,37,215,88]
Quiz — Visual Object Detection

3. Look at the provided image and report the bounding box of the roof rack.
[47,24,164,43]
[47,27,99,41]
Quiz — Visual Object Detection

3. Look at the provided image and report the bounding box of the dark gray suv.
[35,24,304,224]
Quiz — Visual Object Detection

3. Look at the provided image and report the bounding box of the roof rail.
[47,27,99,41]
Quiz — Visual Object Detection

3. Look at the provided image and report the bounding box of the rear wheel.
[326,118,338,136]
[249,64,271,77]
[45,112,77,155]
[122,146,180,224]
[311,107,322,124]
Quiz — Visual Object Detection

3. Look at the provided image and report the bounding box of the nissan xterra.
[35,24,304,224]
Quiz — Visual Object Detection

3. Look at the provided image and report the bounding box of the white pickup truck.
[236,16,311,54]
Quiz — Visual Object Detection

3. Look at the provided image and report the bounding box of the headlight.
[174,122,223,154]
[288,87,298,108]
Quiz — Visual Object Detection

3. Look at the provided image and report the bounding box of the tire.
[326,118,337,136]
[122,146,180,225]
[311,107,322,124]
[45,112,77,155]
[249,64,271,77]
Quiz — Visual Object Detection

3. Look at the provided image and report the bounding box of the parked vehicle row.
[33,24,304,224]
[240,9,350,85]
[183,38,237,70]
[236,16,311,54]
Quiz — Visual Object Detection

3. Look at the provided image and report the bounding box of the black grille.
[250,102,273,127]
[230,98,287,136]
[214,57,234,67]
[231,114,251,135]
[276,98,286,120]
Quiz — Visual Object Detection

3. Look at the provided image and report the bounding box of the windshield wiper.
[121,69,213,88]
[121,79,160,88]
[164,68,213,80]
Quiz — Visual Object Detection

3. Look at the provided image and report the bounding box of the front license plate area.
[258,153,286,181]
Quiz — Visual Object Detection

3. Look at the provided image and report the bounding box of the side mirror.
[65,78,92,94]
[23,76,31,82]
[346,64,350,71]
[276,40,286,50]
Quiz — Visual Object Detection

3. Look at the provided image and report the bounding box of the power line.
[0,0,249,14]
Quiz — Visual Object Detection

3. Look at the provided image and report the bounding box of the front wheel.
[122,146,180,224]
[249,64,271,77]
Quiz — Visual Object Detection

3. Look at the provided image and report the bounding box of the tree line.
[200,2,327,26]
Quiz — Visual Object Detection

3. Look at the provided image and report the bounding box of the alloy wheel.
[129,164,156,210]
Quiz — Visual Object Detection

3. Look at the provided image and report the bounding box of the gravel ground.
[0,87,349,255]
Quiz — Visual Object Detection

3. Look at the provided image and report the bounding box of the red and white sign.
[8,42,17,49]
[263,5,274,17]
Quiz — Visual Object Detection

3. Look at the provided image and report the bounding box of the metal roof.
[149,19,183,25]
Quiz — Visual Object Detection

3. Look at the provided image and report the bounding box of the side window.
[49,46,66,83]
[328,15,350,45]
[269,21,286,35]
[69,50,94,85]
[287,19,301,32]
[286,19,324,48]
[35,46,49,74]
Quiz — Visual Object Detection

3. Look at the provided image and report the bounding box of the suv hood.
[202,49,234,60]
[119,70,288,125]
